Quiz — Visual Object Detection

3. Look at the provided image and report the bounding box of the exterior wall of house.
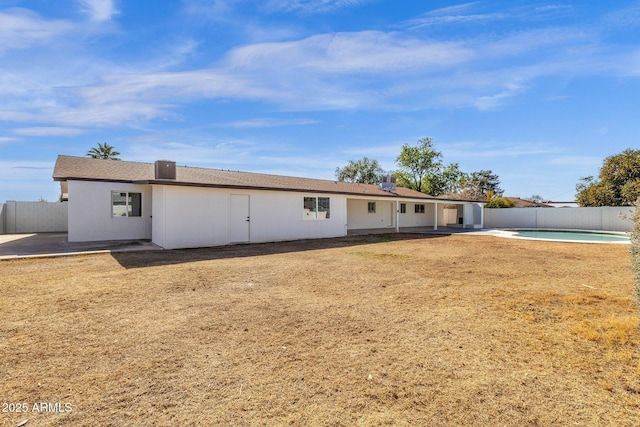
[152,185,348,249]
[484,206,634,232]
[398,201,435,228]
[347,199,396,229]
[68,180,152,242]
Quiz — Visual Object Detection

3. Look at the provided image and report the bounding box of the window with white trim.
[400,203,406,214]
[415,204,425,214]
[112,192,142,217]
[303,196,330,220]
[368,202,376,213]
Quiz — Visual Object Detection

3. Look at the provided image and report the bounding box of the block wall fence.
[484,206,634,232]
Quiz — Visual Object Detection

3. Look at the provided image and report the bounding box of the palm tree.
[87,142,121,160]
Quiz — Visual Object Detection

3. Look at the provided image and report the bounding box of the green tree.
[424,163,467,196]
[87,142,121,160]
[335,157,384,184]
[484,191,515,208]
[395,137,442,193]
[576,149,640,206]
[460,170,503,200]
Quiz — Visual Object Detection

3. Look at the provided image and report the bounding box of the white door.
[230,194,250,243]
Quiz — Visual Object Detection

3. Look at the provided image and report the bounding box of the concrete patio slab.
[0,233,161,259]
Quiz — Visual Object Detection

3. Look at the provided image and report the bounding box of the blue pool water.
[513,230,630,243]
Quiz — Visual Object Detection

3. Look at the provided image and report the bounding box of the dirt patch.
[1,234,638,426]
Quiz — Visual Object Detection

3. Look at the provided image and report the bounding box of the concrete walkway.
[0,233,161,260]
[347,226,495,235]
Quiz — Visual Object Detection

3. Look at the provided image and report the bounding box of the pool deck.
[493,229,631,244]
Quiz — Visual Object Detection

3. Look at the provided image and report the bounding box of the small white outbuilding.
[53,155,484,249]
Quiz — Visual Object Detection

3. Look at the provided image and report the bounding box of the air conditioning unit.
[380,175,397,191]
[155,160,176,180]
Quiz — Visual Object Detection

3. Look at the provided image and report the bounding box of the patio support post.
[396,200,400,233]
[434,202,438,231]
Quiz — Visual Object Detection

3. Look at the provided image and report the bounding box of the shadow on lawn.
[110,233,450,269]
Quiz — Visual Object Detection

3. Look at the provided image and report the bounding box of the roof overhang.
[58,176,485,203]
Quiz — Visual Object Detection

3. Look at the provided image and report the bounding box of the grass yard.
[1,234,639,426]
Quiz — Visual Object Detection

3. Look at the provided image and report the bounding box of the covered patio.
[345,197,485,234]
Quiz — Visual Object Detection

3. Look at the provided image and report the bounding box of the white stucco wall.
[484,206,634,232]
[250,191,347,243]
[347,199,396,229]
[68,180,152,242]
[153,185,348,249]
[397,201,435,228]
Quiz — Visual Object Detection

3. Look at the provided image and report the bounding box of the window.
[368,202,376,213]
[400,203,406,214]
[112,192,142,217]
[415,204,425,214]
[303,196,330,220]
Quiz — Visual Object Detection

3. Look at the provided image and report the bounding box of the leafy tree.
[484,191,515,208]
[576,149,640,206]
[87,142,121,160]
[335,157,384,184]
[425,163,467,197]
[395,137,442,193]
[460,170,504,200]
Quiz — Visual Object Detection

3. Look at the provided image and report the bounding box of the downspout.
[434,202,438,231]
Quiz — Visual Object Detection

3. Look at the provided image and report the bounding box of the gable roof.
[53,155,478,202]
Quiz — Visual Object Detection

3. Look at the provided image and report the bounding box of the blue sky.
[1,0,639,202]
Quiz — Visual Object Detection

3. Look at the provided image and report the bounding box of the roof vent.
[155,160,176,180]
[380,175,397,192]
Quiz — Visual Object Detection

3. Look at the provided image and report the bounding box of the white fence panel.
[4,201,68,233]
[484,206,634,232]
[484,208,537,228]
[0,203,5,234]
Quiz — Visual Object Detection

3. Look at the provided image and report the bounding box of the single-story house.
[53,155,485,249]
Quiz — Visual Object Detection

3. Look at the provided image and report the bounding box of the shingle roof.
[53,155,476,202]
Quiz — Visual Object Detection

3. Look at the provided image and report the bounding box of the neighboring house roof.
[505,197,554,208]
[53,155,479,202]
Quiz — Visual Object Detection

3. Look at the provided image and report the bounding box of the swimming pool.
[508,229,630,243]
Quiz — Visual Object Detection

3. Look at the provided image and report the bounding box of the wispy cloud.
[602,4,640,28]
[226,31,475,74]
[441,141,562,159]
[402,2,504,29]
[548,156,602,168]
[77,0,118,22]
[12,127,86,136]
[224,118,319,128]
[0,136,17,144]
[0,3,638,130]
[0,8,74,54]
[265,0,368,15]
[473,82,527,111]
[125,139,258,166]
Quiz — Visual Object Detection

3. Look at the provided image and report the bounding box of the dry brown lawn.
[1,234,639,426]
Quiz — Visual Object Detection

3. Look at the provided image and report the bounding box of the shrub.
[484,191,515,208]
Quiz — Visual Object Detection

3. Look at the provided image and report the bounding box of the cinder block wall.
[484,206,634,232]
[4,201,68,233]
[0,203,5,234]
